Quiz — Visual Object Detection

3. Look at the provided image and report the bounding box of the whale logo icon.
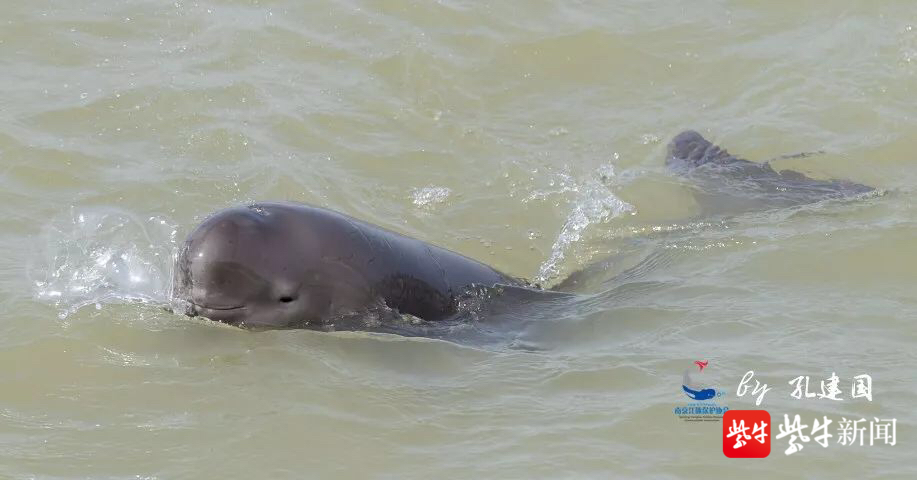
[683,360,716,401]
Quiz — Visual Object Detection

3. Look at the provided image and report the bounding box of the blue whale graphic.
[682,384,716,401]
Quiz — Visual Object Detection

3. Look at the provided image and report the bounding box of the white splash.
[533,163,634,284]
[33,207,179,319]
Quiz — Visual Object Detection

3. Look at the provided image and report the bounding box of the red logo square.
[723,410,771,458]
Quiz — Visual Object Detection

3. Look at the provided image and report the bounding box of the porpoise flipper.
[666,130,873,214]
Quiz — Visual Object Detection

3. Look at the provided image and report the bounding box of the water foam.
[411,186,452,208]
[33,207,179,319]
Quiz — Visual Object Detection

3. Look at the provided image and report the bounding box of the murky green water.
[2,1,916,478]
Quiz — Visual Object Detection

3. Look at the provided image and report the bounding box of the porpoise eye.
[278,295,296,303]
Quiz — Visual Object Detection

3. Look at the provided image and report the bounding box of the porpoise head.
[174,205,348,329]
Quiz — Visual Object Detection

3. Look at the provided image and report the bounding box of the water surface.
[2,1,916,478]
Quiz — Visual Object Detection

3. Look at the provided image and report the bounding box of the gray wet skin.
[175,202,520,329]
[176,132,872,330]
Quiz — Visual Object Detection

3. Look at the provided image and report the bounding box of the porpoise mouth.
[190,302,245,311]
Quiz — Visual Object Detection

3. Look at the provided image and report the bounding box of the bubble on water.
[411,186,451,208]
[902,25,917,66]
[548,126,569,137]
